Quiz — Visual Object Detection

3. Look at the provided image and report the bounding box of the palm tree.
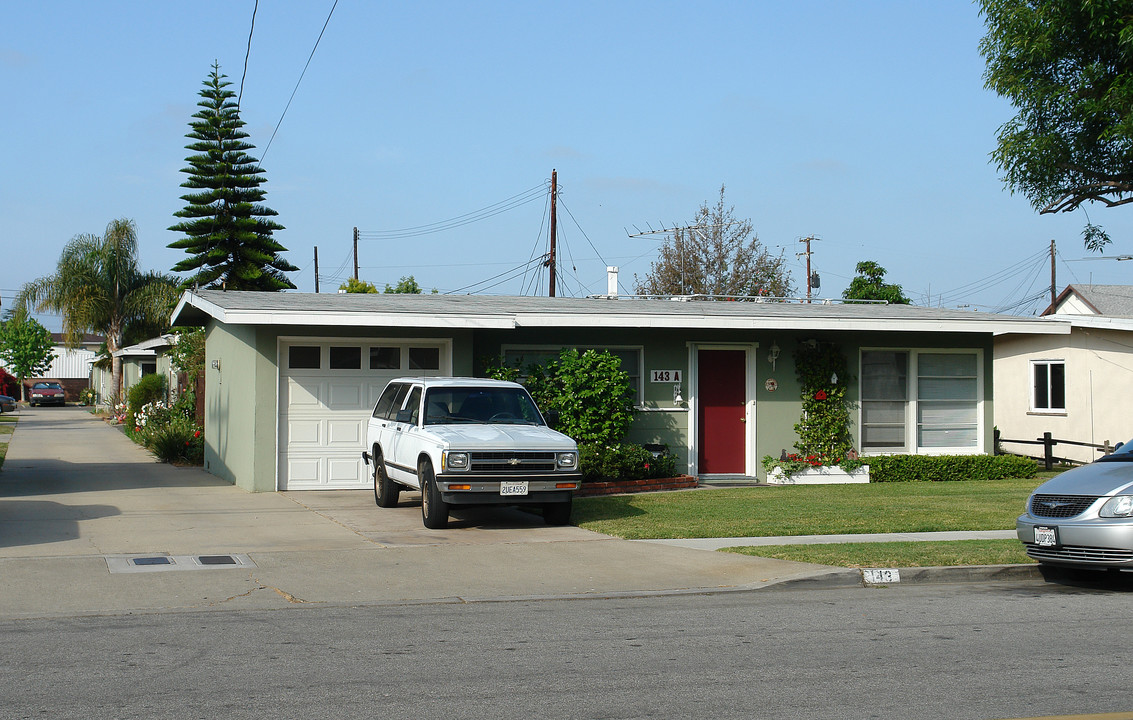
[18,218,180,403]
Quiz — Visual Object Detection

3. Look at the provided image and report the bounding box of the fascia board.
[515,313,1068,334]
[170,293,228,326]
[217,310,516,329]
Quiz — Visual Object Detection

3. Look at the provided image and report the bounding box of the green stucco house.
[170,289,1065,492]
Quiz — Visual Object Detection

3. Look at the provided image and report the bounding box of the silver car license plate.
[500,481,529,496]
[1034,525,1058,547]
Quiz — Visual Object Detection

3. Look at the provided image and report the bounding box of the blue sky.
[4,1,1132,331]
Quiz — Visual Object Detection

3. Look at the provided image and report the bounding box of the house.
[170,288,1065,493]
[91,334,178,405]
[994,284,1133,464]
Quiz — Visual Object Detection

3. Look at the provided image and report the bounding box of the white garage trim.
[276,336,453,490]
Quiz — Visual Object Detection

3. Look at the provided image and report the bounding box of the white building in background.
[994,285,1133,464]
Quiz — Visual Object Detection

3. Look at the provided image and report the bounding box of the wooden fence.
[994,429,1118,470]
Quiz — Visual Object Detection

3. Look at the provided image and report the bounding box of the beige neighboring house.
[994,285,1133,464]
[92,334,177,405]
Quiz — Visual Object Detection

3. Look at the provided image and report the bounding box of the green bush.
[127,374,167,414]
[78,387,97,406]
[484,348,635,447]
[580,443,679,482]
[146,415,202,464]
[866,453,1038,482]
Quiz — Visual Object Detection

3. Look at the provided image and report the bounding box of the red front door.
[698,349,747,474]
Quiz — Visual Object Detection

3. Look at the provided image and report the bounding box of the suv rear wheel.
[373,447,400,508]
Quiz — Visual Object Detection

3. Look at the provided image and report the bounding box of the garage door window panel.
[409,347,440,370]
[330,346,361,370]
[289,345,321,369]
[370,346,400,370]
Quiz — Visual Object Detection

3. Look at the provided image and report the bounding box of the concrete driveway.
[0,406,830,619]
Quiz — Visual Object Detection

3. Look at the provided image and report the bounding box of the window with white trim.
[1031,360,1066,412]
[860,350,981,453]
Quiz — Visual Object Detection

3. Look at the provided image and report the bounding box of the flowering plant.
[762,450,863,476]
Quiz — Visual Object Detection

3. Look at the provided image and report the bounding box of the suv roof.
[387,377,526,390]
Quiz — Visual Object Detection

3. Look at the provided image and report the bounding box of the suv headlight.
[556,452,577,469]
[444,452,469,471]
[1100,495,1133,518]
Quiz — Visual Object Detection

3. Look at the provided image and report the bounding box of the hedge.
[866,453,1038,483]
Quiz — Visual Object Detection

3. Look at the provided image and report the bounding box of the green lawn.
[573,477,1044,540]
[0,413,17,470]
[723,539,1034,568]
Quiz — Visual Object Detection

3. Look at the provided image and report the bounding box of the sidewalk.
[0,406,853,620]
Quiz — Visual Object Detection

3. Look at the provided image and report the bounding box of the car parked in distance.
[363,377,581,529]
[0,394,16,413]
[29,381,65,407]
[1018,440,1133,571]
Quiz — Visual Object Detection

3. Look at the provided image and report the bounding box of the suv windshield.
[423,387,545,426]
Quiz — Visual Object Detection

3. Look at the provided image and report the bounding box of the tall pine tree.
[168,63,298,291]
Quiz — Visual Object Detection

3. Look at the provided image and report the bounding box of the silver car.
[1018,441,1133,570]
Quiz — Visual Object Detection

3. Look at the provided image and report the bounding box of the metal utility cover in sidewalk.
[105,554,256,574]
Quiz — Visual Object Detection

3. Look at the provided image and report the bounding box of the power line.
[260,0,338,165]
[358,183,548,240]
[237,0,258,111]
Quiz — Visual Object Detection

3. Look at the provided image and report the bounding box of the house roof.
[1045,284,1133,318]
[112,333,176,358]
[171,290,1068,335]
[50,333,104,347]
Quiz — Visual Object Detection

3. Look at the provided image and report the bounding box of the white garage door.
[278,340,449,490]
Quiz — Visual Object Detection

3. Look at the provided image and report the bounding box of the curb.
[773,563,1043,590]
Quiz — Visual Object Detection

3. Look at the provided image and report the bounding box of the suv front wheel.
[419,458,449,529]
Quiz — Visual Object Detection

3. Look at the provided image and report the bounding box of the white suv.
[363,377,581,529]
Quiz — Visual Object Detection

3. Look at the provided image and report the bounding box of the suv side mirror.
[544,409,561,429]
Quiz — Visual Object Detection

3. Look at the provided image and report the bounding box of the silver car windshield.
[423,387,545,426]
[1098,440,1133,463]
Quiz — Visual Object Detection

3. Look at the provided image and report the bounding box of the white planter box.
[767,465,870,485]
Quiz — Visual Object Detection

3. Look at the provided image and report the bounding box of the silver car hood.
[1032,461,1133,496]
[426,424,576,451]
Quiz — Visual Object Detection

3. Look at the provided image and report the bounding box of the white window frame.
[1030,359,1066,414]
[859,348,984,456]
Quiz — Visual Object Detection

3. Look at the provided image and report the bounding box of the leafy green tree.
[0,310,54,402]
[383,275,437,294]
[18,218,179,403]
[979,0,1133,250]
[339,278,379,293]
[842,261,910,304]
[168,63,298,290]
[633,185,793,298]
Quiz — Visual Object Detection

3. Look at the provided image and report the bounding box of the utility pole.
[314,246,320,293]
[1050,239,1056,311]
[352,227,359,281]
[797,236,814,302]
[548,169,557,297]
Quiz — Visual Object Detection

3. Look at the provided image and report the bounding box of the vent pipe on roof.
[607,266,619,298]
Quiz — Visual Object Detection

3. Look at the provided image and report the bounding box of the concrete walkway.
[0,406,857,620]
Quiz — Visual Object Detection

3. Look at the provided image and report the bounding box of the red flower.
[194,430,201,438]
[814,390,827,400]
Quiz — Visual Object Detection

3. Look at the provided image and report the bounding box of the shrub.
[78,387,97,406]
[147,415,203,464]
[866,454,1038,483]
[580,443,679,482]
[127,374,167,414]
[484,348,635,447]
